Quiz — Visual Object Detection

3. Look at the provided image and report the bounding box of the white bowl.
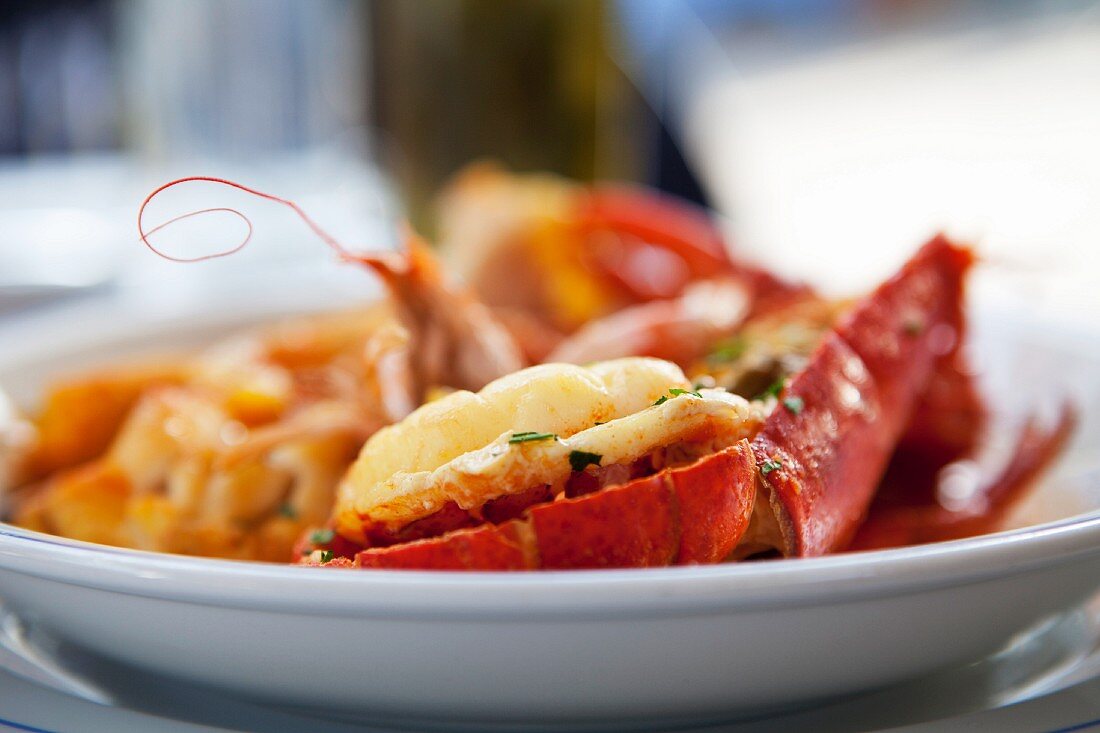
[0,296,1096,728]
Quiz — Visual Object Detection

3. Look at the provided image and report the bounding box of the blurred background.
[0,0,1098,326]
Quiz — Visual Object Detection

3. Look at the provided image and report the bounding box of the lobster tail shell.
[356,441,757,570]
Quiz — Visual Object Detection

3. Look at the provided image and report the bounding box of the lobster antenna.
[137,176,362,263]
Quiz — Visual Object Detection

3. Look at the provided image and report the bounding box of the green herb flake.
[903,318,924,336]
[568,450,603,472]
[708,336,747,364]
[761,459,783,476]
[278,503,298,520]
[655,386,703,407]
[319,549,335,564]
[756,377,787,401]
[508,431,557,444]
[310,528,334,546]
[782,396,804,414]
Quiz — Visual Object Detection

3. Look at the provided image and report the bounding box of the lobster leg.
[849,407,1075,550]
[354,442,756,571]
[895,354,988,471]
[833,235,974,425]
[752,236,974,556]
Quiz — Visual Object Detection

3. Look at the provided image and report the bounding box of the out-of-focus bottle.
[368,0,645,233]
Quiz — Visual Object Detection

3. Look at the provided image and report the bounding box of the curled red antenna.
[137,176,359,263]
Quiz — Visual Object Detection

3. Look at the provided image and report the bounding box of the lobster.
[127,175,1069,565]
[300,235,1047,570]
[7,174,1068,567]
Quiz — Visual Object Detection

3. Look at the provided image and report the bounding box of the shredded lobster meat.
[7,308,390,560]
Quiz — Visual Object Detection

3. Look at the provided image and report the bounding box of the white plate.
[0,295,1097,729]
[5,595,1100,732]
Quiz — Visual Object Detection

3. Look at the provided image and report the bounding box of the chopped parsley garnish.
[755,377,787,401]
[708,336,747,363]
[654,387,702,406]
[509,431,557,444]
[319,549,334,564]
[569,450,603,472]
[278,503,298,519]
[310,528,334,546]
[761,459,782,475]
[903,318,924,336]
[783,396,804,414]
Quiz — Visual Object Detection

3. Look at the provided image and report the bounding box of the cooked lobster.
[298,234,1064,570]
[6,172,1068,568]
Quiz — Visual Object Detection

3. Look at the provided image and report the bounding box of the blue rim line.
[0,715,58,733]
[1,684,1100,732]
[1050,716,1100,732]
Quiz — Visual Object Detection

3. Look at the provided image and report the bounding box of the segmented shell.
[336,357,766,540]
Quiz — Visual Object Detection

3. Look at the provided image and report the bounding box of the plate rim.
[1,511,1099,620]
